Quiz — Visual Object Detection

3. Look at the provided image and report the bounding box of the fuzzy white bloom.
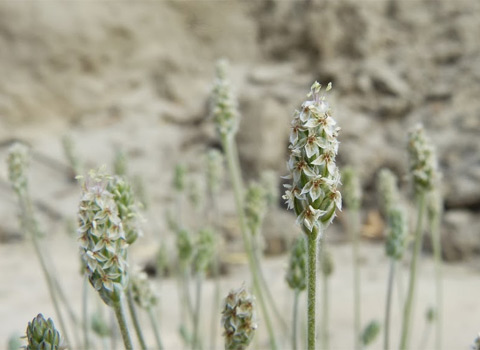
[283,82,341,235]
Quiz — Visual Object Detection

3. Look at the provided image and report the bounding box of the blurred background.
[0,1,479,349]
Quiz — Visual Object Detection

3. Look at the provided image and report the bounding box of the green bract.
[25,314,61,350]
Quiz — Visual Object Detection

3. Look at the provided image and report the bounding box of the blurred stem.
[192,271,204,350]
[112,297,133,350]
[222,133,277,350]
[384,260,396,350]
[208,193,220,350]
[148,307,164,350]
[292,289,300,350]
[307,229,319,350]
[430,211,443,350]
[320,239,329,350]
[18,195,72,347]
[399,192,426,350]
[83,276,90,350]
[126,286,147,350]
[350,208,361,350]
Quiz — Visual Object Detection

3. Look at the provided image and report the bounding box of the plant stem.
[384,260,396,350]
[208,193,220,350]
[399,193,426,350]
[350,209,361,350]
[83,276,90,350]
[18,196,72,347]
[430,212,443,350]
[307,230,319,350]
[112,297,134,350]
[321,242,329,350]
[192,272,203,350]
[126,286,147,350]
[148,307,164,350]
[292,289,300,350]
[222,133,277,350]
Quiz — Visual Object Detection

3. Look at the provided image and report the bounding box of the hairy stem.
[399,193,426,350]
[148,307,164,350]
[112,297,134,350]
[222,133,277,350]
[384,260,396,350]
[126,286,147,350]
[320,241,329,350]
[307,230,319,350]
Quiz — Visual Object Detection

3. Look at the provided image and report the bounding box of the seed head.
[25,314,61,350]
[193,227,215,273]
[131,268,158,310]
[407,124,439,196]
[286,237,307,291]
[283,82,341,236]
[77,169,129,306]
[210,59,240,137]
[222,285,257,350]
[7,143,29,196]
[377,168,400,217]
[244,182,268,235]
[342,166,362,210]
[385,207,408,260]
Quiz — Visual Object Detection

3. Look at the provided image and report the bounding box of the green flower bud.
[377,168,400,217]
[286,237,307,291]
[131,269,158,309]
[342,166,362,210]
[385,207,408,260]
[361,320,381,347]
[210,59,240,137]
[407,124,440,196]
[193,228,215,273]
[108,176,142,245]
[25,314,61,350]
[244,182,267,235]
[8,143,29,196]
[91,311,111,338]
[222,285,257,350]
[176,229,193,265]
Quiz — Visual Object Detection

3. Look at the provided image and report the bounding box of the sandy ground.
[1,231,480,350]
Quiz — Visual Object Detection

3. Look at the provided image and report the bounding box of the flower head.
[7,143,29,196]
[25,314,61,350]
[77,169,129,306]
[283,82,341,236]
[222,285,257,350]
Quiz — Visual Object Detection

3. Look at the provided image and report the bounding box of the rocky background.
[0,0,480,347]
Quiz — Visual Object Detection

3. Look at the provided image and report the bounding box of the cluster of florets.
[285,237,307,291]
[193,228,215,273]
[407,124,439,196]
[25,314,61,350]
[108,176,142,245]
[206,149,225,195]
[283,82,342,235]
[377,169,400,217]
[8,143,29,196]
[385,207,408,260]
[222,285,257,350]
[77,170,129,306]
[131,269,158,310]
[244,182,267,235]
[342,166,362,210]
[210,59,240,137]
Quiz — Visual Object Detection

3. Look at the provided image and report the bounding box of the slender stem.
[112,297,134,350]
[307,231,319,350]
[222,133,277,350]
[18,196,72,346]
[350,209,361,350]
[384,260,396,350]
[126,286,147,350]
[148,307,164,350]
[209,193,220,350]
[418,317,432,350]
[430,212,443,350]
[399,193,426,350]
[192,272,203,350]
[292,289,300,350]
[321,245,329,350]
[83,276,90,350]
